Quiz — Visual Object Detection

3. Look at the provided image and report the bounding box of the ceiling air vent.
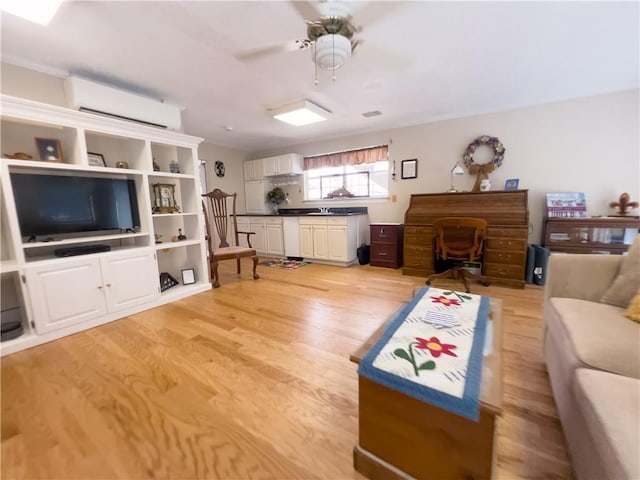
[362,110,382,118]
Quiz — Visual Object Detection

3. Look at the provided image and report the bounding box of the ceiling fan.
[235,1,374,80]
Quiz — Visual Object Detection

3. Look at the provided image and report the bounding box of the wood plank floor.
[1,259,574,479]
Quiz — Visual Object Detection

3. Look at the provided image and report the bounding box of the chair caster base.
[425,280,431,285]
[253,273,260,280]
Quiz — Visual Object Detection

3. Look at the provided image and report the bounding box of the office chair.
[202,189,260,288]
[425,217,490,293]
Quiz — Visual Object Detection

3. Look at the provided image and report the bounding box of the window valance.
[303,145,388,170]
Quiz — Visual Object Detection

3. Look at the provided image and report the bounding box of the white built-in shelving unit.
[0,95,210,356]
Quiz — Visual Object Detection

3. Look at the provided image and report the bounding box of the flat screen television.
[10,173,141,240]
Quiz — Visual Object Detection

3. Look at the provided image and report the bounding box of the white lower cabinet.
[236,216,283,255]
[299,216,358,264]
[26,250,158,335]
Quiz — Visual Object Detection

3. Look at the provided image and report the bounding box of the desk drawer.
[485,263,524,279]
[404,246,433,268]
[487,227,528,238]
[485,249,525,265]
[371,225,401,244]
[486,238,526,251]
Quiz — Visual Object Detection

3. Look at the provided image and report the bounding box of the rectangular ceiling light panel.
[270,99,331,126]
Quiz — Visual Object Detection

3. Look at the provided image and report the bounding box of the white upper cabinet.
[258,153,303,177]
[243,158,265,181]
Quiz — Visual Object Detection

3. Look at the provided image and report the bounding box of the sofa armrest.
[545,253,623,303]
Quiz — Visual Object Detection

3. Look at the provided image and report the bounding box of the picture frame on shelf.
[87,152,106,167]
[504,178,519,190]
[35,138,63,163]
[401,159,418,179]
[181,268,196,285]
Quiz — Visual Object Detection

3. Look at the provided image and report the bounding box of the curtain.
[303,145,388,171]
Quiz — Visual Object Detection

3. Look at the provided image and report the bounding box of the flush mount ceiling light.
[1,0,64,25]
[269,99,331,126]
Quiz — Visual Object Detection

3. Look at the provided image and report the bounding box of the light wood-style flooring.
[1,259,574,479]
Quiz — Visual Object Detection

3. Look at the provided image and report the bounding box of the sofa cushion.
[601,235,640,308]
[623,289,640,323]
[573,369,640,479]
[548,297,640,378]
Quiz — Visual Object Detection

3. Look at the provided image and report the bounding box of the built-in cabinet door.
[26,257,107,335]
[250,222,267,253]
[265,224,284,256]
[327,225,348,261]
[300,225,314,258]
[263,157,278,176]
[101,251,159,312]
[244,159,264,181]
[312,226,329,259]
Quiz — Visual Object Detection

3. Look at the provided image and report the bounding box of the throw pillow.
[601,234,640,308]
[623,289,640,323]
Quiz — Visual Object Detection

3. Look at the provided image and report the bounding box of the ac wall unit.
[64,76,182,130]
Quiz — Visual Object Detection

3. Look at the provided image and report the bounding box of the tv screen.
[10,173,141,240]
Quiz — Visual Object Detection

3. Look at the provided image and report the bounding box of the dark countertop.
[235,207,368,217]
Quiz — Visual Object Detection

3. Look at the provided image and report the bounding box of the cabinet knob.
[106,283,112,288]
[97,285,103,290]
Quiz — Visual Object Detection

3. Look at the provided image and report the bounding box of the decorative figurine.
[609,192,639,216]
[178,228,187,240]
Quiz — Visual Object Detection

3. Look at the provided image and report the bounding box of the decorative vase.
[271,202,279,214]
[480,179,491,192]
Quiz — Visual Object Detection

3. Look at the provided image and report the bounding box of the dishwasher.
[282,217,301,259]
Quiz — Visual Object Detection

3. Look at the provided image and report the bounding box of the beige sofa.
[544,241,640,480]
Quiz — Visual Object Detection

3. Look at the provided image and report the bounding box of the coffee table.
[350,295,503,480]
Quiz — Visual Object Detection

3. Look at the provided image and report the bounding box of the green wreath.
[462,135,505,169]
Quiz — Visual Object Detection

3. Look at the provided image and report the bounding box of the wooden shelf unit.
[542,216,640,254]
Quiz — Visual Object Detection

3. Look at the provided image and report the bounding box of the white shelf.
[23,245,152,266]
[155,239,201,250]
[22,232,149,249]
[149,172,196,180]
[0,331,37,356]
[152,212,198,218]
[0,259,19,273]
[3,158,146,176]
[160,282,209,300]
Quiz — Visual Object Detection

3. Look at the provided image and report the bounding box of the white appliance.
[244,180,273,214]
[64,76,182,130]
[283,217,300,258]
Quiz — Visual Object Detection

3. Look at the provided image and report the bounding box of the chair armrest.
[237,230,255,249]
[545,253,623,303]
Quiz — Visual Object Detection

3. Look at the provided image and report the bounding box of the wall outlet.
[391,194,397,202]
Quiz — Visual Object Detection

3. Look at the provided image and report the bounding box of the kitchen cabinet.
[243,158,265,181]
[25,250,158,335]
[265,218,284,256]
[263,153,303,176]
[244,180,273,214]
[370,223,404,268]
[299,216,358,263]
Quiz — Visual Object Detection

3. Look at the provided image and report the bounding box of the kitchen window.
[303,145,389,201]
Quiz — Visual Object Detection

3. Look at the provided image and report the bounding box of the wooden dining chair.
[202,189,259,288]
[425,217,490,293]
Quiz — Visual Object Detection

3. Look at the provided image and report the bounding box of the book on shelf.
[546,192,587,218]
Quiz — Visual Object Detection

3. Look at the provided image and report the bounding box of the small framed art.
[504,178,519,190]
[35,138,63,163]
[401,159,418,179]
[181,268,196,285]
[88,152,106,167]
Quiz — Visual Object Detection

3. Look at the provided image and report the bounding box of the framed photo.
[35,138,63,163]
[504,178,519,190]
[181,268,196,285]
[87,152,106,167]
[401,159,418,179]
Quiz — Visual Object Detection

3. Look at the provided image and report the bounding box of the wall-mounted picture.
[504,178,519,190]
[401,159,418,179]
[88,152,106,167]
[181,268,196,285]
[35,138,63,163]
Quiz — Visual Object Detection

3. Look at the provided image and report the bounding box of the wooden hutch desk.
[403,190,529,288]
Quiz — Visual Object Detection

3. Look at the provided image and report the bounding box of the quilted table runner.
[358,287,490,421]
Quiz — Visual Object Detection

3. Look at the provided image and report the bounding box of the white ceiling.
[1,1,638,152]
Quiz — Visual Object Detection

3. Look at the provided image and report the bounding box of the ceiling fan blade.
[290,0,321,21]
[234,40,310,62]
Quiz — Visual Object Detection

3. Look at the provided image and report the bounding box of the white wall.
[3,63,637,243]
[252,90,639,243]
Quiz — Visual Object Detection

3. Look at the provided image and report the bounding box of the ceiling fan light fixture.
[270,99,331,126]
[315,34,351,70]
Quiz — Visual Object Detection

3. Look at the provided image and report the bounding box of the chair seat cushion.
[547,297,640,378]
[213,246,256,260]
[573,369,640,479]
